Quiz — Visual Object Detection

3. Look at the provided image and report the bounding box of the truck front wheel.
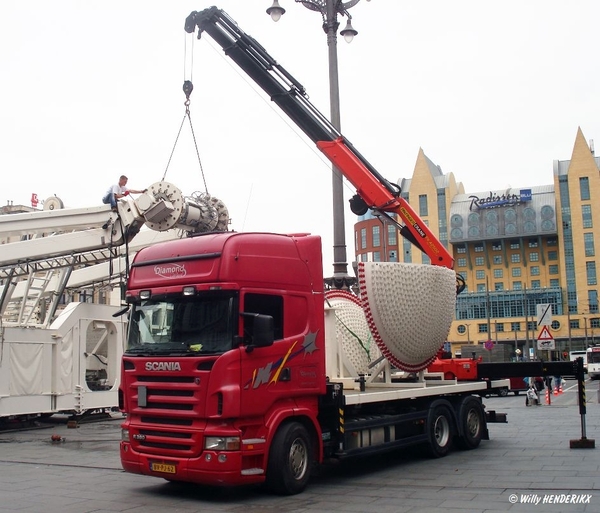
[266,421,312,495]
[426,404,453,458]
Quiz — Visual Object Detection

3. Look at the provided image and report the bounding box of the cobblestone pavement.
[0,378,598,513]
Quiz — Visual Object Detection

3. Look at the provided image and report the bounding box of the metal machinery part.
[136,181,229,233]
[43,196,65,211]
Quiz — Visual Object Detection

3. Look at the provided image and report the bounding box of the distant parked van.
[587,347,600,379]
[569,350,588,373]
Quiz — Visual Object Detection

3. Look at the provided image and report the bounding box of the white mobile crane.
[0,183,228,424]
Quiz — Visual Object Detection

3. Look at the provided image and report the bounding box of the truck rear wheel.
[455,396,484,450]
[426,404,453,458]
[266,421,312,495]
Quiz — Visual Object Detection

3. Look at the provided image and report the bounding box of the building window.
[478,324,488,333]
[530,266,540,276]
[512,267,521,277]
[570,319,580,329]
[550,279,559,288]
[511,254,521,263]
[456,245,467,254]
[510,240,520,249]
[388,250,398,262]
[549,264,559,275]
[492,241,502,251]
[513,281,522,290]
[474,244,484,253]
[361,253,368,262]
[493,269,503,278]
[582,205,593,229]
[476,270,485,280]
[547,238,557,246]
[587,261,597,286]
[419,194,428,216]
[548,250,557,260]
[372,225,380,247]
[475,257,484,266]
[495,323,504,332]
[360,228,367,249]
[529,252,539,262]
[591,318,600,328]
[494,282,504,291]
[387,224,396,245]
[528,239,538,248]
[373,251,381,262]
[588,290,598,314]
[422,254,431,265]
[511,322,520,332]
[584,232,595,257]
[457,258,467,267]
[477,284,486,292]
[580,176,591,201]
[493,255,502,264]
[531,280,541,289]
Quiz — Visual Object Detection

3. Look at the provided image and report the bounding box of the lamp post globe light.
[266,0,366,289]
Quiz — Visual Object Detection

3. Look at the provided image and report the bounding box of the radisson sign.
[469,189,532,211]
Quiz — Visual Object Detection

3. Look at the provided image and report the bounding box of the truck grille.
[129,373,205,457]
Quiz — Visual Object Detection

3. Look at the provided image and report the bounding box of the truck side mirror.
[252,314,275,348]
[240,312,275,352]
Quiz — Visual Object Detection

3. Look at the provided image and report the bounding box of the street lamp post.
[267,0,364,288]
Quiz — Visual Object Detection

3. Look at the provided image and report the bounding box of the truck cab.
[120,232,327,486]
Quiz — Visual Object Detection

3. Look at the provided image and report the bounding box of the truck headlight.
[121,428,130,442]
[204,436,240,451]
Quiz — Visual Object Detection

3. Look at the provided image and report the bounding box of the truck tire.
[455,396,485,450]
[426,404,453,458]
[498,387,509,397]
[265,421,312,495]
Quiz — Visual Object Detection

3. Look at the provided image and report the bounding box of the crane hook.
[183,80,194,101]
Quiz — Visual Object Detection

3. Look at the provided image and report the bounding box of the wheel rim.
[434,415,450,447]
[289,437,308,480]
[465,409,481,439]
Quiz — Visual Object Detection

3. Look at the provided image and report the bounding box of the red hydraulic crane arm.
[317,139,453,268]
[185,7,454,270]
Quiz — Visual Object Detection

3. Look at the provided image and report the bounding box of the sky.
[2,1,599,276]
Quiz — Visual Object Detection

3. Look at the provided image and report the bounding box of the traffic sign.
[536,303,552,326]
[484,340,494,351]
[536,325,555,350]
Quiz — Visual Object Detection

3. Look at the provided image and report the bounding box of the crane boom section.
[185,7,454,268]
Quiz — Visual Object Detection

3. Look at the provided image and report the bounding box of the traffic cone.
[545,388,550,404]
[558,383,563,394]
[553,386,558,395]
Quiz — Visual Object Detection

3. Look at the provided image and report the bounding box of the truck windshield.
[126,293,236,355]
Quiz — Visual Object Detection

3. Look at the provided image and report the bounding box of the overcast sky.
[2,1,599,275]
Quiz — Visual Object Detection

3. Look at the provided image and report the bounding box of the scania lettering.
[145,362,182,372]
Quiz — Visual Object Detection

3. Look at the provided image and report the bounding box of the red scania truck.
[118,7,511,494]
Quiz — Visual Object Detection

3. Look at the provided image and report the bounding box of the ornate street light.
[266,0,368,289]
